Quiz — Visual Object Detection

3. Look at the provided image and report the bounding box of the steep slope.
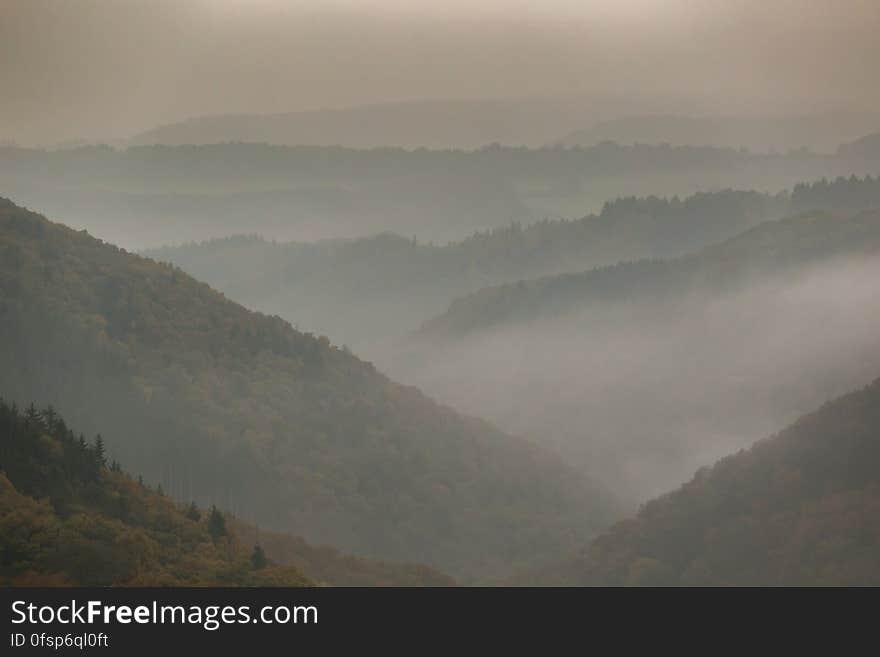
[145,189,787,351]
[420,209,880,339]
[536,378,880,586]
[0,198,609,580]
[0,399,311,586]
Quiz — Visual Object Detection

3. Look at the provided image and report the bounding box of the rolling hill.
[144,177,880,355]
[531,377,880,585]
[128,98,592,150]
[0,198,611,581]
[419,208,880,339]
[838,132,880,160]
[146,189,788,351]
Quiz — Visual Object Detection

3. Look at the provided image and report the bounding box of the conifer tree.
[251,544,267,570]
[185,502,201,522]
[208,505,227,540]
[93,434,106,467]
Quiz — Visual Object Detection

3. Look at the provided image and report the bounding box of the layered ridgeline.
[146,189,789,351]
[0,399,451,586]
[145,176,880,352]
[531,377,880,586]
[0,199,610,581]
[0,399,311,586]
[397,209,880,507]
[2,139,875,250]
[420,208,880,339]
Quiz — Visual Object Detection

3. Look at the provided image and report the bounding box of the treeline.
[0,398,311,586]
[792,175,880,214]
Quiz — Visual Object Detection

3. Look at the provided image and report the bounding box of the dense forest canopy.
[527,377,880,586]
[0,198,611,581]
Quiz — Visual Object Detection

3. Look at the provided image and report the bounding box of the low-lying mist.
[378,255,880,508]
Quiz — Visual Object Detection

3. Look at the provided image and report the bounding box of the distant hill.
[0,398,311,586]
[557,114,880,152]
[129,98,593,150]
[420,209,880,339]
[838,133,880,160]
[529,377,880,585]
[3,140,872,249]
[146,189,788,351]
[0,198,610,581]
[145,177,880,352]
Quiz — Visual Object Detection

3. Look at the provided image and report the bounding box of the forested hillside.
[0,198,610,581]
[420,209,880,339]
[0,399,452,586]
[534,377,880,585]
[146,189,787,350]
[0,399,311,586]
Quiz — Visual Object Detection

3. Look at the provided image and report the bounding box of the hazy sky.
[2,0,879,145]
